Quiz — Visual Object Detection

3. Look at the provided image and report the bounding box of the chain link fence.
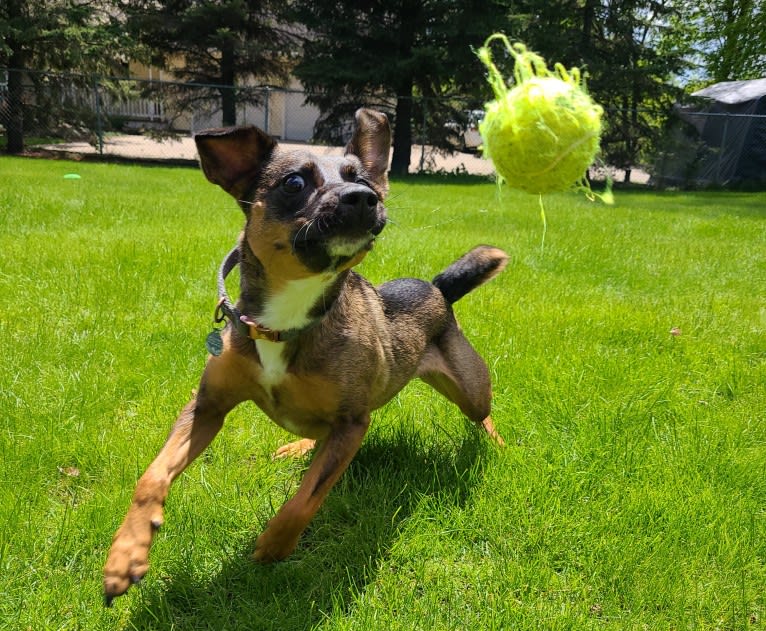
[0,69,492,175]
[2,69,765,186]
[0,69,325,160]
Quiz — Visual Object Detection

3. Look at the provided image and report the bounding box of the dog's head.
[195,109,391,282]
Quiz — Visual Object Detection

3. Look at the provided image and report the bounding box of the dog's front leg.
[103,389,232,604]
[253,414,371,562]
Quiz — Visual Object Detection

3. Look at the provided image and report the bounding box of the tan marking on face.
[245,202,316,291]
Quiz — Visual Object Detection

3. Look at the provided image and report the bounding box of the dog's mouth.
[289,182,386,272]
[293,231,378,270]
[291,220,383,273]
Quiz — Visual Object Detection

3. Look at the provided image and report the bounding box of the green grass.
[1,156,764,630]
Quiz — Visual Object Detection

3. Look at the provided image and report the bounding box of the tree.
[121,0,297,127]
[505,0,688,182]
[286,0,512,176]
[1,0,130,153]
[672,0,766,82]
[592,1,688,181]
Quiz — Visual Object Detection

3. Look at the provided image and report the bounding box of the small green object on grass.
[63,173,82,180]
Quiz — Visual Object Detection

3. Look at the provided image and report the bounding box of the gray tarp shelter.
[672,78,766,186]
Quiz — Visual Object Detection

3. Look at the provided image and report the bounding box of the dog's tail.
[432,245,509,304]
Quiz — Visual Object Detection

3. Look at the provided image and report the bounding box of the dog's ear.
[345,109,391,198]
[195,126,276,202]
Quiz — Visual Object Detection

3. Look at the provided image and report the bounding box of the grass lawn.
[0,156,764,630]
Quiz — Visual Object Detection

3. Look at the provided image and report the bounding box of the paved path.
[40,134,496,175]
[39,134,647,183]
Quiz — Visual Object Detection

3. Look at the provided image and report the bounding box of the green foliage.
[1,157,765,629]
[286,0,512,174]
[0,0,130,71]
[497,1,688,178]
[285,0,695,180]
[672,0,766,82]
[1,0,137,153]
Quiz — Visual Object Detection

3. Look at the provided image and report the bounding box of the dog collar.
[206,247,308,354]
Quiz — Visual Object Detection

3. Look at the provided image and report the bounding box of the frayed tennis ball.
[477,35,609,200]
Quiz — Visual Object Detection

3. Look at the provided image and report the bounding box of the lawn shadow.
[125,427,494,630]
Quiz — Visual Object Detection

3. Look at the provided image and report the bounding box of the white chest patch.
[255,273,335,390]
[259,274,336,330]
[255,339,289,389]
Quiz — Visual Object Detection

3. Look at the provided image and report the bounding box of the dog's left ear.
[345,108,391,198]
[195,126,277,202]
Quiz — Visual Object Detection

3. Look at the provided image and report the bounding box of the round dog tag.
[205,329,224,356]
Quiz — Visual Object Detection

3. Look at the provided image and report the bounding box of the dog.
[103,108,508,604]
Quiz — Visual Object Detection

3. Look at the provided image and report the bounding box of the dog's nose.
[337,184,383,234]
[339,185,378,213]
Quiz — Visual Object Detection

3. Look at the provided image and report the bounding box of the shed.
[672,78,766,186]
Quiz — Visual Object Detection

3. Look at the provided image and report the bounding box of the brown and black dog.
[103,108,508,604]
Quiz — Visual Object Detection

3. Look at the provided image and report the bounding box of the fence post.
[264,87,270,135]
[419,97,426,172]
[93,75,104,155]
[716,113,730,185]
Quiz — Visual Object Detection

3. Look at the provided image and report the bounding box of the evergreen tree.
[287,0,512,175]
[1,0,130,153]
[121,0,297,126]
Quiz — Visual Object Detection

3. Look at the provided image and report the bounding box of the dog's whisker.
[293,218,317,251]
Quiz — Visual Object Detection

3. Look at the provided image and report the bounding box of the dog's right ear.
[195,126,276,202]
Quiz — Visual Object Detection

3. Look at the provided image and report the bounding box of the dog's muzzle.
[335,183,385,236]
[292,182,386,272]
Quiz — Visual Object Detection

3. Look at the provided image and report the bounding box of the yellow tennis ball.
[477,36,606,197]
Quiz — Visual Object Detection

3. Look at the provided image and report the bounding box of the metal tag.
[205,329,224,356]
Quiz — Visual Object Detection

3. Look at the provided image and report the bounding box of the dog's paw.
[272,438,316,460]
[103,516,160,605]
[252,526,301,563]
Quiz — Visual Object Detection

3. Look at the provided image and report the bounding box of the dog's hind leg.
[417,320,505,446]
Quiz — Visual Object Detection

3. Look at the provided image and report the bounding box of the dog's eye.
[282,173,306,194]
[355,177,372,188]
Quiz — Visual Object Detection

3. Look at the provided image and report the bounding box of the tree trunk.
[389,1,418,177]
[6,67,25,155]
[220,39,237,126]
[5,0,26,154]
[6,70,25,155]
[581,0,595,60]
[390,94,413,176]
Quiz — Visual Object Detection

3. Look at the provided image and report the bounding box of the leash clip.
[213,297,227,324]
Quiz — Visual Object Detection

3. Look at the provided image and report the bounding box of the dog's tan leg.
[418,322,505,446]
[103,372,243,603]
[253,415,370,562]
